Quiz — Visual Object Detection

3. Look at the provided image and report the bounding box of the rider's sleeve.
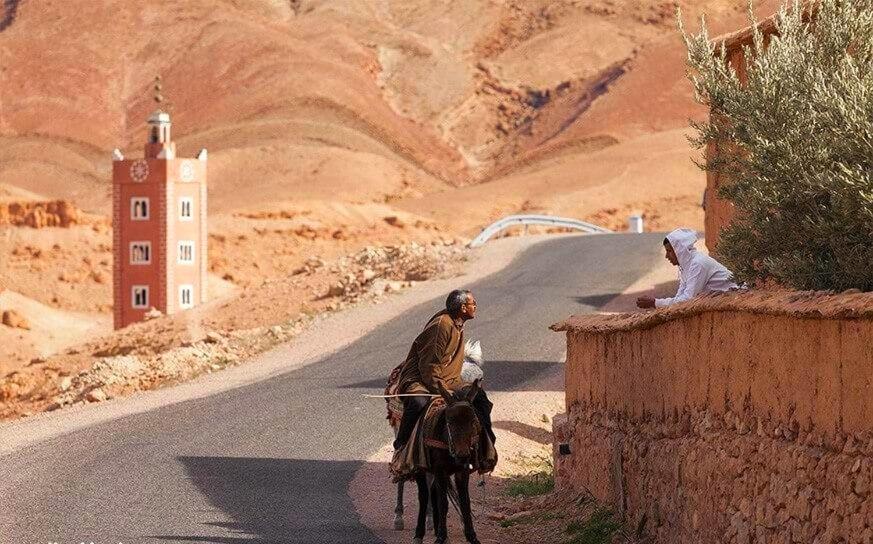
[418,319,451,394]
[656,261,707,307]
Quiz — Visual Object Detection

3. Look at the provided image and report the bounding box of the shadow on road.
[573,280,679,313]
[573,293,621,307]
[339,360,563,393]
[151,456,380,544]
[492,420,553,444]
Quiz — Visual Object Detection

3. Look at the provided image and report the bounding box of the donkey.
[412,379,485,544]
[391,340,484,532]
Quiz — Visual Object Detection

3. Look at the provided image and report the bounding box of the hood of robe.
[665,228,699,270]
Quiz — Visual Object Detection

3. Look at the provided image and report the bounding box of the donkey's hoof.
[411,538,423,544]
[393,515,404,530]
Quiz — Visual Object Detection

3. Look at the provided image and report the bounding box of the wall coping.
[711,2,815,52]
[551,290,873,333]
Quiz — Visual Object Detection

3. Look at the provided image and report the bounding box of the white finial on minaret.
[196,148,208,161]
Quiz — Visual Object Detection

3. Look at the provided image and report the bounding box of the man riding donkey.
[386,288,497,485]
[392,289,495,445]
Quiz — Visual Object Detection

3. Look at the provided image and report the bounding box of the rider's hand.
[636,297,656,309]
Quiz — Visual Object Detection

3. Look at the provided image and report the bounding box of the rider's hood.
[665,228,699,270]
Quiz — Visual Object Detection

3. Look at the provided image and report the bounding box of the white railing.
[468,214,611,248]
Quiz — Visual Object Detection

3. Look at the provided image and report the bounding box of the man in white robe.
[637,228,739,309]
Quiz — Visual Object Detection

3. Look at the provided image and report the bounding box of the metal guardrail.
[468,214,611,248]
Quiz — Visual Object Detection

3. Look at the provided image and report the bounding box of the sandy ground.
[0,290,111,377]
[350,256,679,543]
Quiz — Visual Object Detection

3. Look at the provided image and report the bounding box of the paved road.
[1,234,664,544]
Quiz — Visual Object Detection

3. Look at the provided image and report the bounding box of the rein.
[363,393,440,399]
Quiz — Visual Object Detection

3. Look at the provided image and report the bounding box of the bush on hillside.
[680,0,873,291]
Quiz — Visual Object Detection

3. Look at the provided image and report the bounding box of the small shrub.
[506,471,555,497]
[506,454,555,497]
[500,514,534,528]
[565,507,623,544]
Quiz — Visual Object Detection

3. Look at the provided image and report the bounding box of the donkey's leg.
[394,480,405,530]
[390,422,405,531]
[429,475,440,533]
[455,471,481,544]
[429,475,444,544]
[425,473,435,532]
[413,474,429,543]
[434,474,450,544]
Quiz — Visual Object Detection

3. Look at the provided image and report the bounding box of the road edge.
[0,233,586,456]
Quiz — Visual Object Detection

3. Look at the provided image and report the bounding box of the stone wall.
[551,291,873,543]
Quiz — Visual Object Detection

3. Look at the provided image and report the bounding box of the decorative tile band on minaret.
[111,79,207,329]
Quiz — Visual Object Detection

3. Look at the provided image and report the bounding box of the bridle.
[445,402,481,460]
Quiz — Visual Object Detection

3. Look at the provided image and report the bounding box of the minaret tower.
[111,77,208,329]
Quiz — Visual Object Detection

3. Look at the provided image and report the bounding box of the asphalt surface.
[1,233,665,544]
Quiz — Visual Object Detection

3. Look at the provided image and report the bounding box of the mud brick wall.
[551,291,873,543]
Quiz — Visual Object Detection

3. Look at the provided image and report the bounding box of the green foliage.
[680,0,873,291]
[500,515,531,528]
[565,508,623,544]
[506,470,555,497]
[506,454,555,497]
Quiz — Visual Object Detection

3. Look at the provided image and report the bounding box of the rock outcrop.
[0,200,105,228]
[1,309,30,330]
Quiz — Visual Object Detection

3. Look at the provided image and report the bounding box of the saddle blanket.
[389,395,497,483]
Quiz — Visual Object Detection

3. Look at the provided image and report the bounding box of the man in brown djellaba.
[391,289,495,451]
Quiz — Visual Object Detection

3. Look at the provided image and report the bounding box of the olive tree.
[680,0,873,291]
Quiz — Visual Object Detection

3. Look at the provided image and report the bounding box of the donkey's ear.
[437,382,454,405]
[466,379,481,403]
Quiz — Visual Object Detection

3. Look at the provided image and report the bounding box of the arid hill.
[0,0,781,380]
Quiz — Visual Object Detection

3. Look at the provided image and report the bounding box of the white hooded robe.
[655,228,738,308]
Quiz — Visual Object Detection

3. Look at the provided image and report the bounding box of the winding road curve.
[1,234,665,544]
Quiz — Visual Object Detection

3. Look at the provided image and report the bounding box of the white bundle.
[461,339,484,383]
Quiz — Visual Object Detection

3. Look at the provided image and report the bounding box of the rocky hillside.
[0,0,782,387]
[0,0,776,213]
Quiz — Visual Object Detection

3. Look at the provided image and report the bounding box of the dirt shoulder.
[351,387,645,544]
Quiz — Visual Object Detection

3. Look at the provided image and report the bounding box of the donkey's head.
[437,380,482,461]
